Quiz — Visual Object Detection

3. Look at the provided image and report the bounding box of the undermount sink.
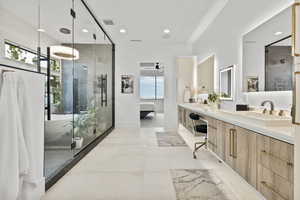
[220,110,292,127]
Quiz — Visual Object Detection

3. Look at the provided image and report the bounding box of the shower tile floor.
[42,127,264,200]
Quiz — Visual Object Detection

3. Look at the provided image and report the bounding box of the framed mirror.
[219,66,234,101]
[243,6,292,92]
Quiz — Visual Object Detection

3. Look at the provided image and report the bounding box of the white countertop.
[178,103,295,144]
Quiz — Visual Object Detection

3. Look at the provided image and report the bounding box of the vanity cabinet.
[257,135,294,200]
[207,117,218,153]
[223,123,257,187]
[178,106,294,200]
[235,127,257,187]
[207,117,226,160]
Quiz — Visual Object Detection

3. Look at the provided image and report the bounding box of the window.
[4,41,61,72]
[140,76,164,99]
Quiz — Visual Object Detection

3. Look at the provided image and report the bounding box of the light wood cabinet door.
[207,117,218,153]
[178,107,183,125]
[184,109,194,133]
[216,120,225,160]
[257,135,294,200]
[258,165,293,200]
[235,127,257,187]
[223,122,236,168]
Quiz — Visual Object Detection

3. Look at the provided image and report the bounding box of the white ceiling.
[0,0,226,45]
[0,0,111,44]
[85,0,224,44]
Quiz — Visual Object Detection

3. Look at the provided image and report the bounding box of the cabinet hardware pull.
[229,129,235,158]
[260,181,288,200]
[287,162,294,167]
[229,129,232,157]
[232,129,237,159]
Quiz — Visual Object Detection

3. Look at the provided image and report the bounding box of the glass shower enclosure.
[0,0,114,187]
[41,0,115,186]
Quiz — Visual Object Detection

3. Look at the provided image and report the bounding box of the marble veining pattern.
[171,169,237,200]
[156,131,187,147]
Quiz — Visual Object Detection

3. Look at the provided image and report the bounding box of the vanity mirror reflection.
[219,66,234,101]
[197,55,214,94]
[243,6,293,92]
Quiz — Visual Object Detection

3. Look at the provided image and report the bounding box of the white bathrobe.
[0,71,29,200]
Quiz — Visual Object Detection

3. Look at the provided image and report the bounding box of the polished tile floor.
[42,127,264,200]
[140,113,164,128]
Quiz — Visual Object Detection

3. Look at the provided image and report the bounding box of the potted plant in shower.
[73,114,88,149]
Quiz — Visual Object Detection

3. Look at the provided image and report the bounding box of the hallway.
[42,127,263,200]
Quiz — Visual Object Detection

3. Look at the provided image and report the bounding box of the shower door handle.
[100,74,108,107]
[101,74,104,107]
[104,74,107,107]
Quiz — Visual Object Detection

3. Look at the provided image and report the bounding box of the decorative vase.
[210,102,219,110]
[74,137,84,149]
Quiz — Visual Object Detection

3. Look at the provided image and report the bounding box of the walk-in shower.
[0,0,115,189]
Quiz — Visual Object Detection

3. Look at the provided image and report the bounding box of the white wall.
[115,42,192,130]
[176,56,196,103]
[192,0,294,110]
[0,7,58,71]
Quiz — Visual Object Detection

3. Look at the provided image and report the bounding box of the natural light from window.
[140,76,164,99]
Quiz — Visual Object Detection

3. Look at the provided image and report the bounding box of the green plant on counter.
[208,92,220,104]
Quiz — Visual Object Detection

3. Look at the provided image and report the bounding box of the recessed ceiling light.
[274,31,283,36]
[37,28,45,32]
[120,29,127,34]
[163,29,170,34]
[82,29,89,33]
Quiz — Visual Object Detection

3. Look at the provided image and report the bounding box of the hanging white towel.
[0,71,29,200]
[16,71,45,200]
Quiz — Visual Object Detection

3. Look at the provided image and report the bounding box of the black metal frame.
[0,63,46,75]
[45,0,116,190]
[264,35,292,91]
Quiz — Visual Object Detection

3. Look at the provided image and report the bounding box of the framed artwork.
[247,76,259,92]
[121,75,134,94]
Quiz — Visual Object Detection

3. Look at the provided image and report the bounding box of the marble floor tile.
[43,127,264,200]
[171,169,238,200]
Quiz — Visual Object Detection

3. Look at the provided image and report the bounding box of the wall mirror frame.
[219,65,234,101]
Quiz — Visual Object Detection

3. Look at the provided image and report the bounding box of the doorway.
[139,62,165,128]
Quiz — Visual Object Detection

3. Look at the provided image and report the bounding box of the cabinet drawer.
[257,135,293,163]
[257,135,294,183]
[259,149,294,182]
[258,165,293,200]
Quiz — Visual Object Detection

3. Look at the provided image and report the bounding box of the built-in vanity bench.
[178,103,294,200]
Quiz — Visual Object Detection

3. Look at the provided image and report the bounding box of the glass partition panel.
[41,0,75,179]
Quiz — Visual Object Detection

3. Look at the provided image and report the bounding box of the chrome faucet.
[261,100,274,115]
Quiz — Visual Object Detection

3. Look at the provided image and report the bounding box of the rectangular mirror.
[219,66,234,101]
[197,55,214,94]
[243,6,293,92]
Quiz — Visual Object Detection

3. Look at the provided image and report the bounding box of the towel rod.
[0,64,46,75]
